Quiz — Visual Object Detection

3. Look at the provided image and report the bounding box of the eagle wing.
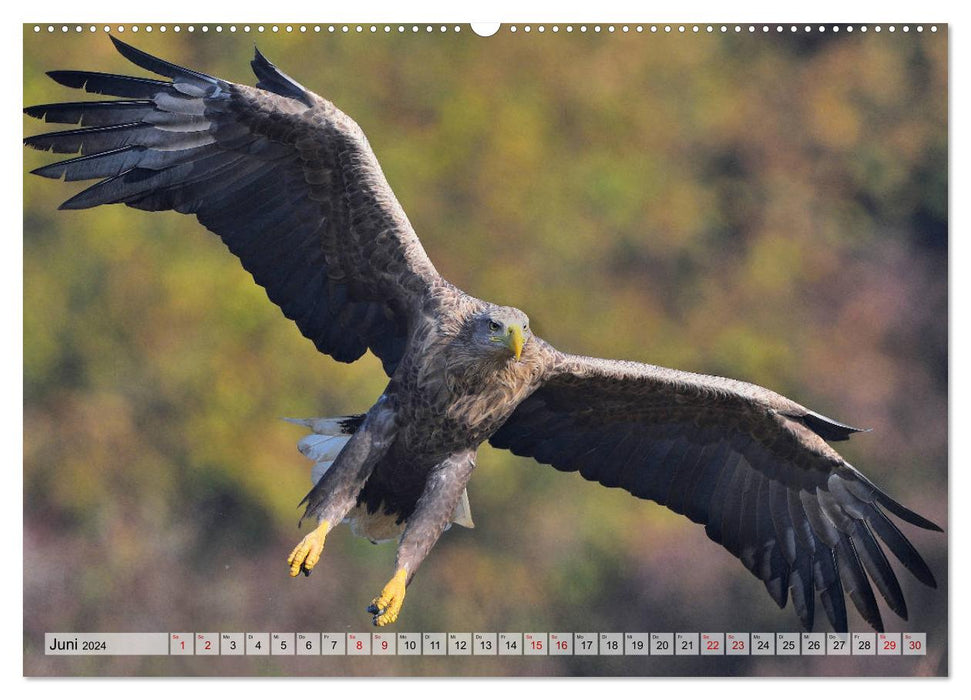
[24,37,444,375]
[490,347,941,632]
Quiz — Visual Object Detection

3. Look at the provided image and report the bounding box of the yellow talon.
[368,568,408,626]
[287,520,330,577]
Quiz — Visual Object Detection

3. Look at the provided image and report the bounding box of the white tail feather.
[451,488,475,529]
[297,433,351,462]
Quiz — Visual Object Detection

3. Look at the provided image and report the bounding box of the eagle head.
[465,306,531,362]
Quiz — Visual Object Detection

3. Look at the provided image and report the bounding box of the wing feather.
[814,548,847,632]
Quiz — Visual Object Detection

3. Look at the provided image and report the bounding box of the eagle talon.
[287,520,330,577]
[369,568,408,626]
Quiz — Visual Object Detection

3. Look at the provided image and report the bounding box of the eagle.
[25,37,940,631]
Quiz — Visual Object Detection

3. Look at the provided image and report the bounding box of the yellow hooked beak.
[504,325,525,361]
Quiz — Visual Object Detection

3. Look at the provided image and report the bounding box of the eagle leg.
[288,395,398,577]
[368,449,477,626]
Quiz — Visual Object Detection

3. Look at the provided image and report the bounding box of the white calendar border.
[8,0,962,693]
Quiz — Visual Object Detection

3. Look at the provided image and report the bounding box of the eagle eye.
[488,320,501,332]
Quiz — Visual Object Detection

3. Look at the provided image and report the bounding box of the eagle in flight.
[25,37,940,630]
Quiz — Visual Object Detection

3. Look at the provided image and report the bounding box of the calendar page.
[22,22,948,677]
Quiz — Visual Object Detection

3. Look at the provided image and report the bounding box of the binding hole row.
[32,24,940,35]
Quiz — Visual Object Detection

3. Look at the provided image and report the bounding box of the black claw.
[366,603,380,614]
[302,566,312,577]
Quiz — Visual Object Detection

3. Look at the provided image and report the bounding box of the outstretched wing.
[490,349,941,632]
[24,37,444,375]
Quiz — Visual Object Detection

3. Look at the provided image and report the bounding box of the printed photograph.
[22,22,947,676]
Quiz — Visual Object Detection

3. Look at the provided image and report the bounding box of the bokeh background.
[22,24,947,676]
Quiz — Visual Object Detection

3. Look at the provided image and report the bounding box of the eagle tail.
[284,415,362,484]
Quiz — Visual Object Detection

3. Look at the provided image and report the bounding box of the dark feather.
[47,70,174,98]
[23,100,155,126]
[836,534,884,632]
[251,47,313,106]
[682,438,729,524]
[867,505,937,587]
[108,35,221,87]
[850,520,907,619]
[25,122,155,155]
[664,440,708,514]
[800,410,868,442]
[814,548,847,633]
[790,552,815,629]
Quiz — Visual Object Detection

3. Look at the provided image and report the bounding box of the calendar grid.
[43,632,927,657]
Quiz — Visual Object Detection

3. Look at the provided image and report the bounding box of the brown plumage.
[24,38,940,631]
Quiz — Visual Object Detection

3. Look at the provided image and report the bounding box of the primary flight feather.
[25,37,941,631]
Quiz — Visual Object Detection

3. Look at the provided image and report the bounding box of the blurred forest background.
[23,24,947,676]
